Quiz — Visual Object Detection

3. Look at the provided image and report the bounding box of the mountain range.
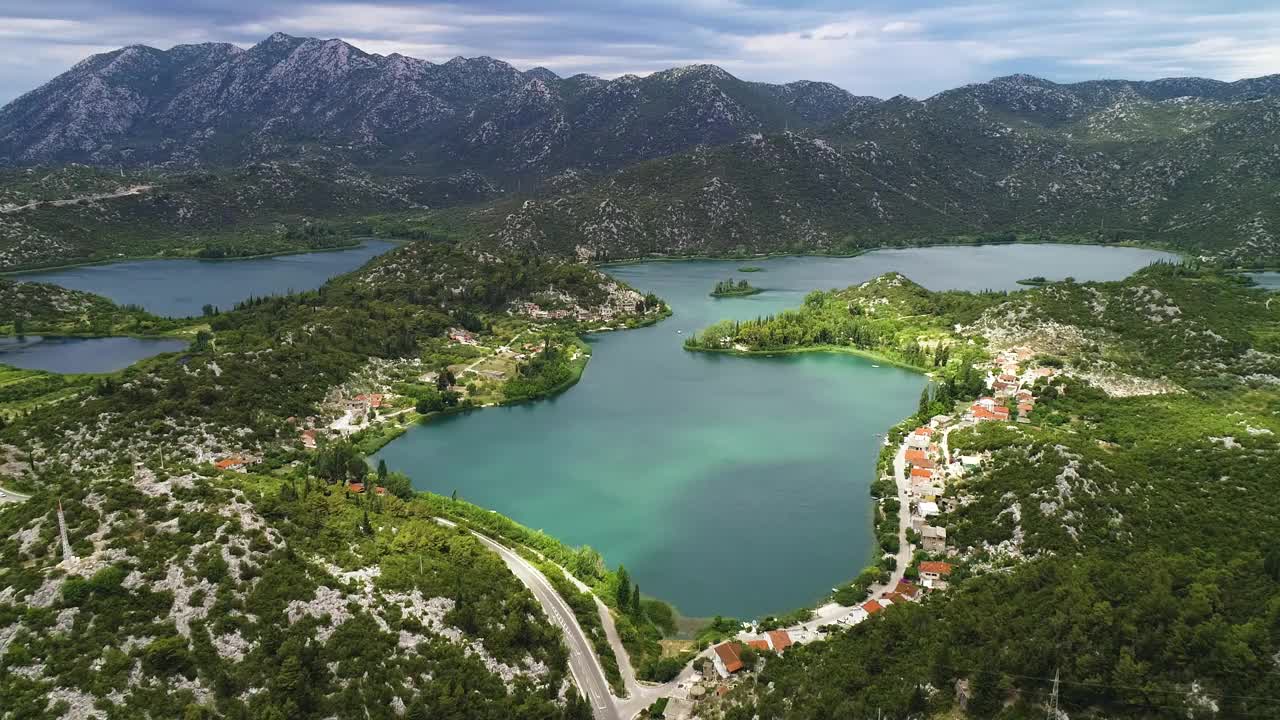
[2,33,1280,267]
[0,32,861,174]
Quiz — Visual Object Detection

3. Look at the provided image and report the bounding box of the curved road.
[438,517,688,719]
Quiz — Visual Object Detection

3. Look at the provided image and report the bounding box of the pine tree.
[616,566,631,609]
[377,458,388,483]
[630,584,641,615]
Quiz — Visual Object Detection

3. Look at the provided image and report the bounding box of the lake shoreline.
[1,237,405,276]
[596,237,1191,270]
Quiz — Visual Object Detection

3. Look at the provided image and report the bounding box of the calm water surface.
[374,244,1176,618]
[0,335,188,374]
[1247,272,1280,291]
[14,240,397,317]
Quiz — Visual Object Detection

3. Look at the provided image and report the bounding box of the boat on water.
[872,364,880,368]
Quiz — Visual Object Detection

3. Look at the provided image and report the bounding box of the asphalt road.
[434,518,619,719]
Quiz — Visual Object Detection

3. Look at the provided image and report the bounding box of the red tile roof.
[862,600,884,614]
[894,580,920,599]
[918,561,953,576]
[910,467,934,479]
[767,630,793,652]
[905,449,931,463]
[349,482,366,494]
[748,639,770,651]
[714,642,744,673]
[213,457,245,470]
[912,427,934,436]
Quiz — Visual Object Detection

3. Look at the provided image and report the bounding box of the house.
[893,580,921,600]
[976,397,998,411]
[905,449,935,469]
[918,561,954,589]
[1032,367,1055,378]
[906,427,933,450]
[861,599,884,616]
[349,482,366,494]
[917,500,940,518]
[970,404,1010,422]
[921,525,947,552]
[960,455,982,467]
[711,642,744,678]
[747,639,770,652]
[766,630,793,653]
[929,414,952,428]
[213,457,248,471]
[448,328,479,345]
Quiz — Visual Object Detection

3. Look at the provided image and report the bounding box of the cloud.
[0,1,1277,104]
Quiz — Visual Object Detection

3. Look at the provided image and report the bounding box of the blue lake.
[13,240,398,317]
[0,335,188,374]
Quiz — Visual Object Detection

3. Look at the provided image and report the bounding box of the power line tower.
[1046,668,1060,720]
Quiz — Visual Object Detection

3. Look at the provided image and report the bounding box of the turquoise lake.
[373,244,1177,618]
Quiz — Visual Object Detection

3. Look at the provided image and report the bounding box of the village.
[669,347,1059,718]
[206,289,662,478]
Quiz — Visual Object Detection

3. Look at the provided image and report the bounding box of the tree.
[376,458,388,484]
[615,566,631,609]
[630,584,641,615]
[383,471,413,500]
[13,316,25,337]
[193,330,212,352]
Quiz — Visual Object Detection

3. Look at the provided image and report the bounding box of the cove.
[374,244,1178,619]
[12,239,398,318]
[0,335,188,374]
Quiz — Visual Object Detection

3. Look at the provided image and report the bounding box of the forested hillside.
[0,239,667,718]
[423,89,1280,266]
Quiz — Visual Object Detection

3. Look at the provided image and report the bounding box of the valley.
[1,27,1279,720]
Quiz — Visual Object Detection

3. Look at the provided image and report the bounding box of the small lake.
[1248,272,1280,291]
[373,243,1177,618]
[12,240,398,317]
[0,335,188,374]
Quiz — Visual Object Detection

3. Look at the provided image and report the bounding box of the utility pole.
[1046,668,1060,720]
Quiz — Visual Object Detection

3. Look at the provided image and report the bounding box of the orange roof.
[767,630,793,652]
[862,600,884,614]
[748,639,770,651]
[910,467,934,479]
[214,457,244,470]
[919,561,953,576]
[714,643,744,673]
[894,580,920,598]
[349,482,366,493]
[912,427,934,436]
[906,450,935,469]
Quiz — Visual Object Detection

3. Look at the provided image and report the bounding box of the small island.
[711,278,762,297]
[1016,276,1050,286]
[737,266,764,273]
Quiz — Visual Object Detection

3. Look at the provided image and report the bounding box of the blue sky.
[2,1,1278,103]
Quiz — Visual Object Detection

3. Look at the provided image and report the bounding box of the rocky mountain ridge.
[0,33,862,175]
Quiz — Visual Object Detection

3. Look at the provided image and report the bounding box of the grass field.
[0,364,90,418]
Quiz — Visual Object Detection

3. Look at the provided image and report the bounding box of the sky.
[2,0,1279,103]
